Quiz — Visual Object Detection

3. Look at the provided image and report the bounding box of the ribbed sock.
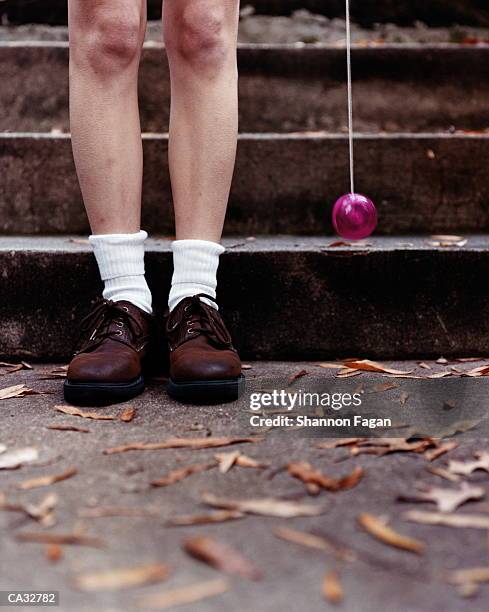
[89,230,153,314]
[168,239,225,311]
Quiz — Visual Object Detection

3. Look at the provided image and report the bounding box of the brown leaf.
[47,424,91,434]
[0,492,58,526]
[214,451,240,473]
[398,482,484,513]
[0,447,39,470]
[74,563,171,592]
[352,437,433,456]
[137,578,229,610]
[403,510,489,529]
[288,462,364,492]
[424,441,458,461]
[272,527,355,562]
[16,531,104,548]
[166,510,244,527]
[426,466,460,483]
[287,369,309,385]
[317,363,346,370]
[55,405,116,421]
[16,467,77,490]
[0,385,46,400]
[234,454,268,469]
[316,438,360,449]
[447,567,489,585]
[448,451,489,476]
[184,536,261,580]
[104,436,263,455]
[150,461,216,487]
[373,382,399,392]
[45,544,63,563]
[202,493,325,518]
[429,235,467,247]
[78,506,158,519]
[323,571,343,604]
[342,360,413,375]
[358,513,425,554]
[120,406,136,422]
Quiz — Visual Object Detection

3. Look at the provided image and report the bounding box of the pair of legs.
[69,0,239,242]
[65,0,243,405]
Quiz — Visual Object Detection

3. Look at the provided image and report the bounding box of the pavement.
[1,361,488,612]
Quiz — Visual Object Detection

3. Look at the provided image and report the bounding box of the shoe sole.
[63,375,145,407]
[167,374,245,404]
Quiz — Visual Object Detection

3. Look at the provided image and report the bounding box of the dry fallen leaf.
[323,571,343,604]
[424,441,458,461]
[214,451,267,473]
[0,492,58,526]
[448,451,489,476]
[46,544,63,563]
[403,510,489,529]
[47,424,90,434]
[166,510,244,527]
[55,405,116,421]
[202,493,325,518]
[426,466,461,483]
[16,531,104,548]
[287,369,309,385]
[0,385,46,400]
[342,360,413,375]
[150,461,216,487]
[358,513,425,554]
[137,578,229,610]
[317,363,346,370]
[78,506,158,519]
[184,536,261,580]
[316,438,360,449]
[0,447,39,470]
[288,462,364,492]
[120,406,136,423]
[352,438,433,457]
[428,235,467,247]
[272,527,355,562]
[447,567,489,586]
[104,436,263,454]
[214,451,240,473]
[398,482,485,513]
[74,563,171,592]
[16,467,77,490]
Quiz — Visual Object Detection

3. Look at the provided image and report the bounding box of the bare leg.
[163,0,240,242]
[68,0,147,234]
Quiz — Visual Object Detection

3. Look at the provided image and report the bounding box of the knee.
[166,1,236,75]
[70,3,143,75]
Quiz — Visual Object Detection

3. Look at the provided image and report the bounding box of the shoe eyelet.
[123,306,129,312]
[116,321,123,327]
[116,330,123,336]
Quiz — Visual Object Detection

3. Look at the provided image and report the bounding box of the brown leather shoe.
[64,299,154,406]
[165,294,244,403]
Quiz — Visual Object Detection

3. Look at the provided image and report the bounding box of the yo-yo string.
[345,0,354,194]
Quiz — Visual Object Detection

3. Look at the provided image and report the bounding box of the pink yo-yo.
[332,193,377,240]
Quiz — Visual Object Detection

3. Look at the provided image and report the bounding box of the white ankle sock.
[169,239,225,311]
[89,230,153,314]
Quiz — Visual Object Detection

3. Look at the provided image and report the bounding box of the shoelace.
[74,299,144,354]
[167,294,232,349]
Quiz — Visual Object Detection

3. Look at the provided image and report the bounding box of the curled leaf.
[184,536,262,580]
[358,513,424,554]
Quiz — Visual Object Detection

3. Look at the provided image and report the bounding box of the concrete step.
[2,42,488,133]
[1,132,488,235]
[1,235,489,361]
[3,0,488,27]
